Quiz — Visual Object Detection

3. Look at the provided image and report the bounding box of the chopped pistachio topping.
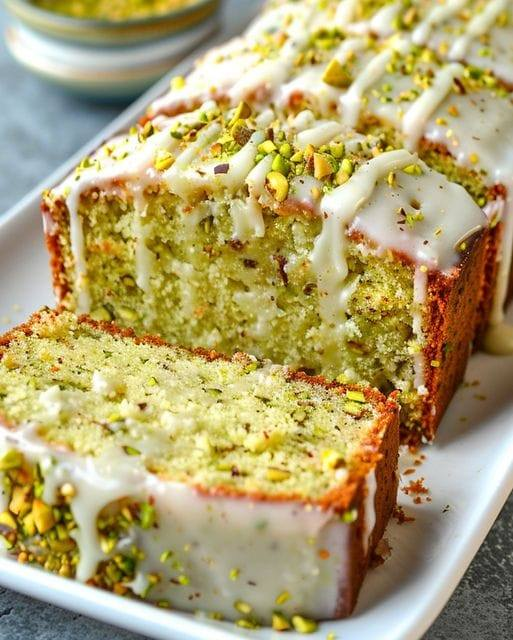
[234,600,253,615]
[266,171,289,202]
[236,619,260,630]
[154,150,175,172]
[272,612,291,631]
[292,615,318,634]
[346,390,366,403]
[322,58,353,88]
[0,450,23,471]
[275,590,291,605]
[229,567,240,581]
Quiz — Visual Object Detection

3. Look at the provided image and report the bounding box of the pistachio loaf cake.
[0,308,399,624]
[147,0,513,345]
[42,99,489,442]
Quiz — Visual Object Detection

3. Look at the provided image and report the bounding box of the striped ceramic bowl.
[4,0,221,45]
[3,0,220,100]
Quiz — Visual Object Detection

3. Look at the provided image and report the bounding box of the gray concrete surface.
[0,1,511,638]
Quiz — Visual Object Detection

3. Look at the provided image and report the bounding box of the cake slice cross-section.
[0,308,399,624]
[42,102,489,441]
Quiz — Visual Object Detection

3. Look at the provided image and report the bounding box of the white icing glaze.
[66,196,90,314]
[412,0,470,45]
[296,121,345,150]
[402,63,464,150]
[133,191,154,295]
[368,2,401,36]
[449,0,508,61]
[229,197,265,240]
[289,175,324,214]
[340,38,410,128]
[149,1,315,116]
[0,422,354,621]
[347,2,402,37]
[485,191,513,352]
[228,39,307,106]
[352,161,484,270]
[334,0,358,25]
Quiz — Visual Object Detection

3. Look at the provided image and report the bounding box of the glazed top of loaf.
[46,101,486,328]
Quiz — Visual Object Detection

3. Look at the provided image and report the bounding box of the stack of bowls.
[4,0,220,100]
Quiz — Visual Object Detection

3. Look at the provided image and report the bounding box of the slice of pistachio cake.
[42,101,488,441]
[0,308,399,624]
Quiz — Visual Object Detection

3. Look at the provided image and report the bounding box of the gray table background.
[0,1,511,638]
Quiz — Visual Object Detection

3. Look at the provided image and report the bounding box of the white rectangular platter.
[1,20,513,640]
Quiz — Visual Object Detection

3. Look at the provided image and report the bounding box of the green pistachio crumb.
[123,446,141,456]
[322,58,352,88]
[272,154,292,176]
[258,140,277,155]
[160,549,173,563]
[403,164,423,176]
[272,612,291,631]
[292,615,318,634]
[275,590,291,605]
[234,600,252,615]
[139,503,156,529]
[236,619,259,630]
[346,390,366,403]
[341,508,358,523]
[0,450,23,471]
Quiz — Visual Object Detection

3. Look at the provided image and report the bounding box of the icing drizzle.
[0,420,354,621]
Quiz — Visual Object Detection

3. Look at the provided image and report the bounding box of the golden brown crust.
[41,196,71,305]
[335,403,399,617]
[410,228,490,443]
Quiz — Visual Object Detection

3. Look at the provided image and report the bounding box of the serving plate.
[1,17,513,640]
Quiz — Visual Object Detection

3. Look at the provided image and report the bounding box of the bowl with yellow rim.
[3,0,220,100]
[4,0,221,45]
